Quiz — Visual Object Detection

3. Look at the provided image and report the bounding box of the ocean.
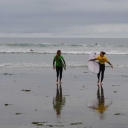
[0,38,128,69]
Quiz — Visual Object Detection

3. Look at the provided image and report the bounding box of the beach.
[0,38,128,128]
[0,62,128,128]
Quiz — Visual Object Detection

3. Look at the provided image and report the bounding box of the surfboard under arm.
[87,52,99,74]
[61,59,66,70]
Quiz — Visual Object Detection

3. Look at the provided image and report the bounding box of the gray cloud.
[0,0,128,37]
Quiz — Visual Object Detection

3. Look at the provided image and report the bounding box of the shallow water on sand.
[0,67,128,128]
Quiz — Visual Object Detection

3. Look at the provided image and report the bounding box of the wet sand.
[0,67,128,128]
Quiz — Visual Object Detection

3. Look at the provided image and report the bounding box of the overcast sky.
[0,0,128,38]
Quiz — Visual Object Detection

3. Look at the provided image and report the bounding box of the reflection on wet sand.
[97,86,107,112]
[53,83,66,117]
[88,86,112,119]
[96,86,108,119]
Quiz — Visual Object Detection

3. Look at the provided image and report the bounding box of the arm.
[61,56,66,66]
[63,59,66,66]
[89,59,97,61]
[53,59,55,69]
[107,61,113,68]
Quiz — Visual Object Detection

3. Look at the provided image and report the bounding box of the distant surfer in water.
[89,51,113,85]
[53,50,66,84]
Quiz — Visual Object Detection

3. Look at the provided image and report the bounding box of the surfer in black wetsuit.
[53,50,66,84]
[89,51,113,85]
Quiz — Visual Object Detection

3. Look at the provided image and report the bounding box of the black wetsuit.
[55,66,63,81]
[53,56,66,81]
[97,64,105,82]
[90,58,112,83]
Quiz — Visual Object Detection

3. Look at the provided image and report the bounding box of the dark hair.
[56,50,61,60]
[101,51,106,55]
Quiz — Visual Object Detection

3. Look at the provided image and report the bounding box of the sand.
[0,67,128,128]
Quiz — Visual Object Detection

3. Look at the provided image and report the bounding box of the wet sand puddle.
[21,89,31,92]
[2,73,13,75]
[32,121,65,127]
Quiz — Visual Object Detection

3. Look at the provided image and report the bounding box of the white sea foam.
[0,62,127,69]
[0,38,127,69]
[0,42,128,55]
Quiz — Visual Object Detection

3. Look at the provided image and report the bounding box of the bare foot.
[59,81,62,84]
[97,83,100,87]
[100,82,102,86]
[97,80,100,83]
[56,79,58,83]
